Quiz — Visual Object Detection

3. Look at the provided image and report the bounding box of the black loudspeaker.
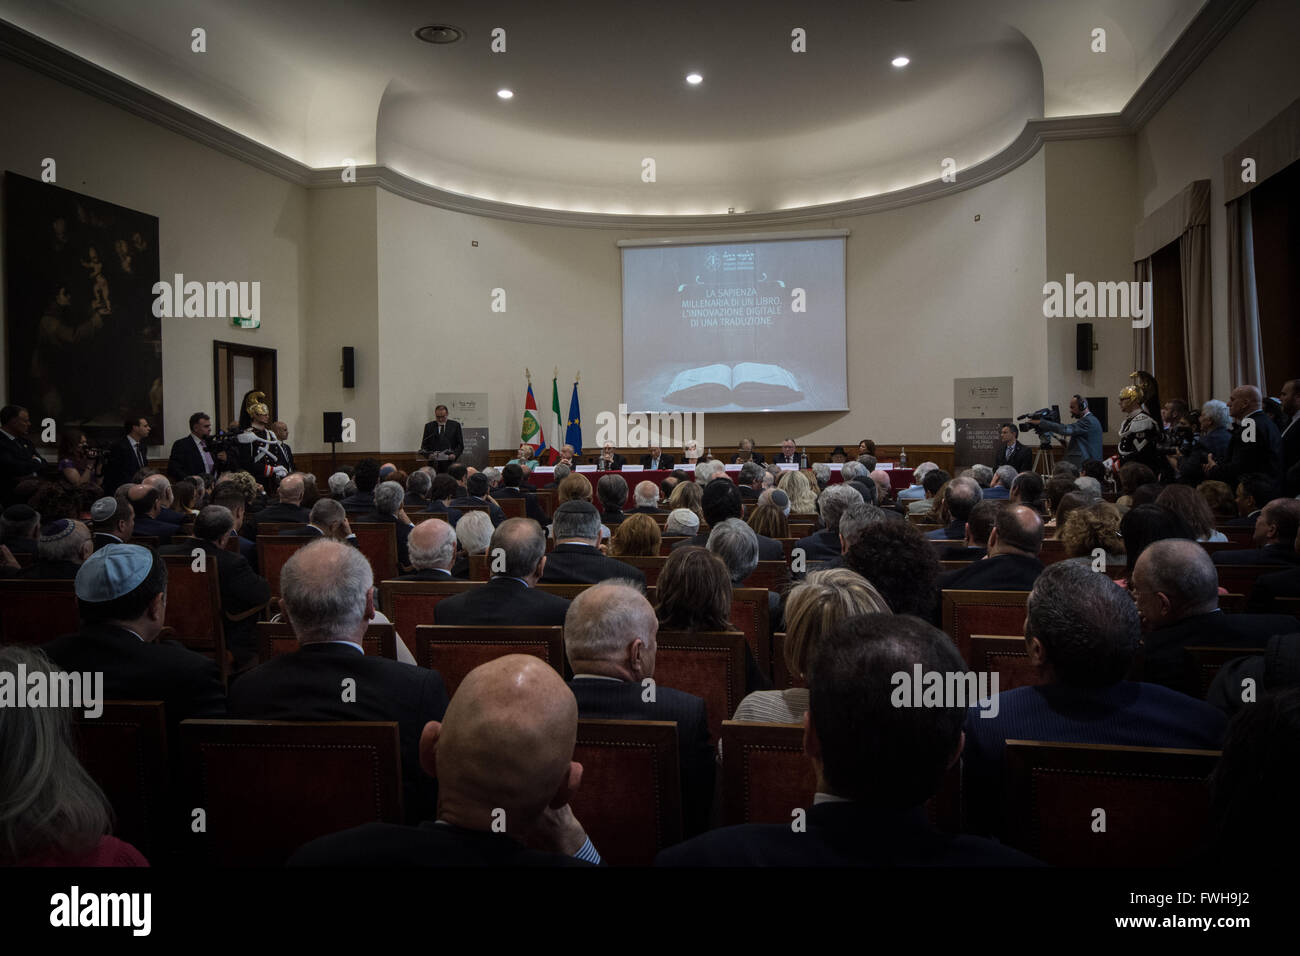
[323,412,343,444]
[342,347,355,388]
[1076,323,1094,371]
[1086,398,1108,434]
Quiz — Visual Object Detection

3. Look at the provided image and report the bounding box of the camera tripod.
[1033,441,1057,476]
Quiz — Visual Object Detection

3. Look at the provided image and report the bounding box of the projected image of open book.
[663,363,805,408]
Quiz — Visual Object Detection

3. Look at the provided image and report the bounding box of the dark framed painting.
[3,172,162,448]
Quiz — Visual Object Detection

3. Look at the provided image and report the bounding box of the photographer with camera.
[167,412,228,482]
[1175,400,1231,485]
[1026,395,1102,469]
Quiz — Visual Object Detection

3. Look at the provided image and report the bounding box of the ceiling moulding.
[0,0,1255,228]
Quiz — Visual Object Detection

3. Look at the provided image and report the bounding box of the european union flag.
[565,381,582,452]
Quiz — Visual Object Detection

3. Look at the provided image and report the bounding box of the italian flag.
[548,374,564,464]
[522,380,548,457]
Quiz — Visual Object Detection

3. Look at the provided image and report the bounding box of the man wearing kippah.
[89,495,134,551]
[20,519,92,579]
[43,545,226,725]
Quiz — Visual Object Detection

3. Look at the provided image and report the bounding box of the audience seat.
[495,497,526,519]
[1182,645,1266,700]
[743,560,790,592]
[615,554,668,585]
[467,552,491,581]
[160,553,233,685]
[729,587,772,677]
[569,719,682,866]
[658,537,687,555]
[347,522,401,581]
[771,632,794,690]
[412,624,564,695]
[378,580,483,653]
[256,621,398,661]
[1216,565,1284,597]
[256,535,305,599]
[1002,740,1220,867]
[941,590,1030,663]
[720,720,815,826]
[0,579,80,645]
[74,700,169,860]
[653,630,747,742]
[967,634,1043,691]
[409,512,444,524]
[129,535,159,548]
[251,522,297,536]
[180,719,404,866]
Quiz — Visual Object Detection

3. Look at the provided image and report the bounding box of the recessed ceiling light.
[497,89,514,99]
[414,24,465,44]
[891,56,910,68]
[686,73,703,85]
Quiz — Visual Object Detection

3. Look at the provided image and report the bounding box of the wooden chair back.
[412,625,564,696]
[653,630,747,742]
[378,579,483,653]
[940,590,1030,663]
[0,579,80,645]
[348,522,400,584]
[74,700,169,859]
[256,621,398,661]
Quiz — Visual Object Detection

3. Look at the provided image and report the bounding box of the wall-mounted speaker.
[1086,397,1108,434]
[323,412,343,444]
[1076,323,1094,371]
[342,346,355,388]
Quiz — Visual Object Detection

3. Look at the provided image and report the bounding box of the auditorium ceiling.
[0,0,1210,216]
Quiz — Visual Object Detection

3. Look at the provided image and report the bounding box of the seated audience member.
[0,405,50,504]
[1073,476,1102,501]
[693,459,725,486]
[1115,461,1156,514]
[1132,539,1299,694]
[479,467,500,491]
[42,545,225,725]
[659,474,679,497]
[211,487,258,567]
[1009,471,1045,514]
[566,581,713,835]
[141,473,184,526]
[89,496,133,551]
[926,477,981,540]
[964,561,1227,837]
[1049,491,1090,537]
[984,465,1017,500]
[450,473,507,527]
[1225,475,1273,529]
[393,517,458,580]
[1060,502,1126,568]
[596,474,628,525]
[228,539,448,821]
[1212,497,1300,566]
[746,501,789,540]
[707,517,762,586]
[160,505,270,669]
[1247,523,1300,611]
[125,484,175,543]
[0,645,149,867]
[811,462,832,491]
[908,467,950,516]
[1118,504,1194,587]
[629,480,663,515]
[29,483,80,523]
[857,438,876,457]
[543,461,572,489]
[658,613,1038,866]
[341,458,380,513]
[1052,461,1081,480]
[667,479,704,522]
[664,507,700,539]
[424,474,464,526]
[1197,479,1239,521]
[674,479,784,560]
[453,510,494,573]
[795,484,862,562]
[936,504,1045,592]
[857,453,878,473]
[403,469,433,510]
[1206,634,1300,716]
[280,497,356,544]
[1156,484,1226,542]
[829,446,848,464]
[300,472,320,510]
[1130,482,1165,509]
[360,480,415,568]
[897,461,938,501]
[1,503,40,554]
[777,469,818,515]
[869,470,895,508]
[942,499,998,561]
[507,443,538,474]
[289,655,599,866]
[436,518,570,626]
[556,472,594,505]
[327,472,349,499]
[20,519,92,579]
[241,471,310,539]
[1043,476,1077,525]
[608,512,661,558]
[172,478,200,515]
[738,462,765,500]
[733,569,889,722]
[844,520,940,619]
[1080,458,1108,484]
[1202,687,1300,865]
[493,463,548,524]
[838,461,875,504]
[968,464,994,492]
[541,501,645,586]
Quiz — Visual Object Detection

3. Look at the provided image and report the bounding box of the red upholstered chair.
[940,590,1030,664]
[256,535,305,599]
[256,621,399,661]
[180,719,404,866]
[0,579,80,645]
[1216,565,1281,597]
[378,580,483,654]
[467,553,491,581]
[729,587,772,677]
[743,561,790,593]
[160,553,233,684]
[721,721,815,826]
[412,625,564,696]
[615,555,668,585]
[653,630,747,742]
[569,719,682,865]
[1002,740,1220,867]
[967,634,1043,692]
[348,522,400,583]
[495,497,526,519]
[74,701,169,860]
[658,537,688,554]
[1182,645,1266,700]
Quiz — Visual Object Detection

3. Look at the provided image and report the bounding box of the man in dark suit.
[278,497,359,548]
[403,469,433,511]
[772,437,800,465]
[541,501,646,586]
[936,504,1045,591]
[141,474,186,527]
[924,476,982,540]
[340,458,380,513]
[629,480,664,514]
[419,404,464,473]
[1133,539,1300,694]
[565,581,713,836]
[593,443,626,471]
[167,412,219,482]
[423,473,464,526]
[491,463,548,525]
[436,518,570,626]
[450,472,507,527]
[1205,385,1285,495]
[228,539,449,822]
[736,462,764,502]
[963,561,1227,837]
[43,545,226,727]
[795,484,862,563]
[88,496,133,551]
[102,416,152,493]
[125,484,176,544]
[595,473,627,525]
[359,480,415,568]
[160,505,270,669]
[672,480,784,561]
[1225,475,1272,528]
[1212,498,1300,566]
[639,445,675,471]
[657,613,1039,866]
[1,503,41,555]
[940,499,997,561]
[20,519,93,579]
[983,464,1016,500]
[1247,525,1300,610]
[994,423,1034,474]
[0,406,49,504]
[240,471,310,540]
[209,489,259,570]
[731,438,765,465]
[289,654,599,866]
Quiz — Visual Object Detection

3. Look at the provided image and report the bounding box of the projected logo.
[705,252,721,271]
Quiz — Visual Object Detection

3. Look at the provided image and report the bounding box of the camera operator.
[56,428,102,489]
[1027,395,1102,468]
[168,412,227,482]
[1174,400,1231,485]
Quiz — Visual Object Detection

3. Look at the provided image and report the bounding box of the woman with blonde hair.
[608,512,661,557]
[732,568,890,723]
[556,472,593,504]
[747,502,789,540]
[667,479,705,522]
[1060,502,1126,567]
[777,469,818,515]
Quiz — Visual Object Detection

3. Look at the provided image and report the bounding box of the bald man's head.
[428,655,580,831]
[989,503,1044,557]
[633,481,659,509]
[1229,385,1263,419]
[408,518,457,570]
[1132,538,1219,629]
[142,473,173,507]
[126,483,160,518]
[276,472,304,504]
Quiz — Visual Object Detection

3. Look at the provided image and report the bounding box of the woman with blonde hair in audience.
[732,568,889,723]
[667,479,705,522]
[777,469,818,515]
[1157,484,1227,542]
[608,512,661,557]
[747,502,789,540]
[1197,480,1238,520]
[1050,492,1091,539]
[556,471,592,504]
[0,645,148,866]
[1060,502,1125,568]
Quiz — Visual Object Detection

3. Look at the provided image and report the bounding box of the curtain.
[1132,257,1153,372]
[1178,222,1212,405]
[1226,195,1265,389]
